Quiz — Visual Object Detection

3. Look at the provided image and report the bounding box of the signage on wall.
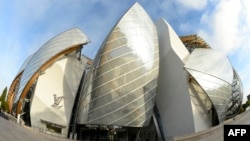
[52,94,64,109]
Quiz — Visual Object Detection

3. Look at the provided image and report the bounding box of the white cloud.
[177,0,208,10]
[0,0,133,93]
[198,0,250,102]
[199,0,242,54]
[2,0,250,103]
[178,22,194,34]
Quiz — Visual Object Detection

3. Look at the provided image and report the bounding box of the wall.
[155,19,195,138]
[30,54,84,136]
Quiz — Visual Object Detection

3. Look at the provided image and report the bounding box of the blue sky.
[1,0,250,102]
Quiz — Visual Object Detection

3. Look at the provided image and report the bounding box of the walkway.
[172,110,250,141]
[0,110,249,141]
[0,112,72,141]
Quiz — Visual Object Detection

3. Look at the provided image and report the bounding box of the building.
[7,3,243,141]
[180,34,243,119]
[8,28,91,137]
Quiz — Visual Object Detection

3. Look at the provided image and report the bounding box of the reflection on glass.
[186,69,232,123]
[185,48,233,84]
[77,3,159,127]
[185,49,234,123]
[226,70,243,118]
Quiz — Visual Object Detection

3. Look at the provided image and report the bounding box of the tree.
[240,99,250,113]
[0,87,9,112]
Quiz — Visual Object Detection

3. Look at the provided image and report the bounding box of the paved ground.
[0,112,72,141]
[0,110,249,141]
[173,110,250,141]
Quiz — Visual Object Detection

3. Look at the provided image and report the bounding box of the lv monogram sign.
[52,94,64,109]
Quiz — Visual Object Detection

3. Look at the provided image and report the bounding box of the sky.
[0,0,250,102]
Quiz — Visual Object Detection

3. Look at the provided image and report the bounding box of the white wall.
[191,102,212,132]
[189,82,212,132]
[30,54,84,136]
[155,19,213,139]
[156,19,195,138]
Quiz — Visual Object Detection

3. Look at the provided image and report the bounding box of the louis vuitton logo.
[52,94,64,109]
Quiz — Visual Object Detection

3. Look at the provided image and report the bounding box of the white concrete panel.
[188,78,213,132]
[156,48,195,137]
[155,18,214,138]
[30,54,84,136]
[191,101,212,132]
[156,18,189,62]
[156,18,194,137]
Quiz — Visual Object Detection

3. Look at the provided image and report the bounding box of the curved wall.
[226,70,243,118]
[15,28,90,114]
[77,3,159,127]
[184,48,233,122]
[7,54,34,113]
[30,53,86,136]
[188,77,213,132]
[6,3,243,139]
[155,18,196,137]
[17,54,34,75]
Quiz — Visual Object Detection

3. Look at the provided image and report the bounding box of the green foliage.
[0,87,7,101]
[240,99,250,113]
[240,106,245,113]
[0,87,9,112]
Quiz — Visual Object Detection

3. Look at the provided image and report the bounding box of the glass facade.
[15,28,90,114]
[185,48,234,122]
[6,3,244,140]
[7,55,34,113]
[189,76,213,117]
[77,3,159,127]
[226,70,243,118]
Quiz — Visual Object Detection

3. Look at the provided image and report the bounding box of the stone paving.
[0,112,72,141]
[0,110,249,141]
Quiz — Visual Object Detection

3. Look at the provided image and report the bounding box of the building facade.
[77,2,159,127]
[8,28,91,137]
[7,2,243,141]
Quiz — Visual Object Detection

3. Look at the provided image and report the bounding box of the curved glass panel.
[17,54,34,74]
[77,3,159,127]
[185,48,233,84]
[226,70,243,118]
[186,69,232,123]
[189,76,213,114]
[184,48,234,122]
[16,28,90,103]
